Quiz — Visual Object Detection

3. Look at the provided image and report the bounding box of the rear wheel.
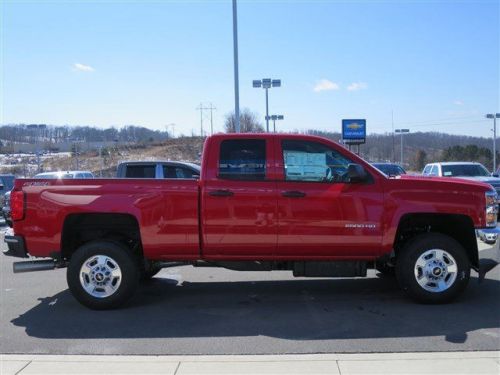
[141,261,162,281]
[396,233,470,304]
[67,240,140,310]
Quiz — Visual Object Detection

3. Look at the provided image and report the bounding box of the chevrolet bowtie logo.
[347,123,363,130]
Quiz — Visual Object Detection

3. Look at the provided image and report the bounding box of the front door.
[276,138,384,258]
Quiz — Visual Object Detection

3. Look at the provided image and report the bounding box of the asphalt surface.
[1,225,499,355]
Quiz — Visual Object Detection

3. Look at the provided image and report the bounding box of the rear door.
[201,137,278,257]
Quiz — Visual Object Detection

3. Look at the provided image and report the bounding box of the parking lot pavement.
[1,352,499,374]
[1,229,499,356]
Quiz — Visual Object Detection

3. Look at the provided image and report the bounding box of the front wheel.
[396,233,470,304]
[67,241,140,310]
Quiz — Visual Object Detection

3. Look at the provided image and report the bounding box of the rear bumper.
[476,227,500,279]
[3,235,28,258]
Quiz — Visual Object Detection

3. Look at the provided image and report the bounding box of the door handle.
[209,189,234,197]
[282,190,306,198]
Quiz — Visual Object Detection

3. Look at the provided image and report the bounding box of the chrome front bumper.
[476,227,500,280]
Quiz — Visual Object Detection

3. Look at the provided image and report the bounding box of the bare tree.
[224,108,264,133]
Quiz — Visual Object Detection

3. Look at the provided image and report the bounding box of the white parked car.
[478,229,498,244]
[422,162,500,196]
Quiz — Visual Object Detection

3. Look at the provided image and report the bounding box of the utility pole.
[207,103,216,135]
[100,146,104,177]
[391,110,395,163]
[166,123,176,138]
[196,103,216,136]
[486,113,500,172]
[196,103,204,137]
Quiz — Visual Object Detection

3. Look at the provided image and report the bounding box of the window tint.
[163,166,196,179]
[219,139,266,180]
[125,165,156,178]
[441,164,490,177]
[282,140,354,182]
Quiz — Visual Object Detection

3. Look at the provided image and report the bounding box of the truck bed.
[14,178,200,260]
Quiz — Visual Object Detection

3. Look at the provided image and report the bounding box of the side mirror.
[347,164,368,183]
[492,173,499,178]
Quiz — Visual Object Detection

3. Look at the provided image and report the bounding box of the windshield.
[373,164,406,176]
[441,164,490,177]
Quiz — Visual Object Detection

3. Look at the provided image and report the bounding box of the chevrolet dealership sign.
[342,119,366,145]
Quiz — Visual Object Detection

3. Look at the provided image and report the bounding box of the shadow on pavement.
[11,273,500,343]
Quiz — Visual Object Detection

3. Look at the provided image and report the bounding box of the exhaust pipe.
[13,260,57,273]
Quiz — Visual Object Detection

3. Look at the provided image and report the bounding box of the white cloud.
[454,100,464,106]
[313,79,340,92]
[73,63,95,72]
[347,82,368,91]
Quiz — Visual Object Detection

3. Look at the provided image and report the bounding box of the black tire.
[67,240,140,310]
[375,260,395,277]
[141,262,162,281]
[396,233,470,304]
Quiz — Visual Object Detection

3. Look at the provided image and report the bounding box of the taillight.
[11,190,25,221]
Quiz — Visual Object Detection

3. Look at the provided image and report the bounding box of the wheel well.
[61,213,142,261]
[394,213,478,268]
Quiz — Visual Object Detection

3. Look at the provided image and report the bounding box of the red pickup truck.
[4,133,499,309]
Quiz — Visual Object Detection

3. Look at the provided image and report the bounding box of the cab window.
[125,165,156,178]
[163,166,197,179]
[219,139,266,181]
[282,140,354,182]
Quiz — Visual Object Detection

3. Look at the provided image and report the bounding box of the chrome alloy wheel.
[79,255,122,298]
[414,249,458,293]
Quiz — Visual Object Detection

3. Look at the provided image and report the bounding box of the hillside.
[0,137,205,177]
[0,130,497,177]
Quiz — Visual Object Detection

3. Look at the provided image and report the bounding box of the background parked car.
[0,173,15,205]
[422,162,500,197]
[2,190,12,226]
[34,171,94,179]
[0,174,15,226]
[116,161,200,179]
[372,163,406,176]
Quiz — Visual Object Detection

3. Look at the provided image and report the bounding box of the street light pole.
[253,78,281,132]
[395,129,410,166]
[486,113,500,172]
[265,89,269,132]
[267,114,284,133]
[232,0,240,133]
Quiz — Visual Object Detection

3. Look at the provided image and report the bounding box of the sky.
[1,0,499,137]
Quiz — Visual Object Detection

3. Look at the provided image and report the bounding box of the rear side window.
[219,139,266,180]
[125,165,156,178]
[423,165,431,175]
[163,166,197,179]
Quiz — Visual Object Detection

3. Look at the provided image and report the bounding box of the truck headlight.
[485,191,498,227]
